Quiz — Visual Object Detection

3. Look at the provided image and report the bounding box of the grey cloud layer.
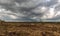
[0,0,60,22]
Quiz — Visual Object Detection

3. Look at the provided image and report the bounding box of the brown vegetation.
[0,22,60,36]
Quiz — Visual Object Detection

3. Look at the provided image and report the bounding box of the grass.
[0,22,60,36]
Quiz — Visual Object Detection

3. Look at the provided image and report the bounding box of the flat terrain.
[0,22,60,36]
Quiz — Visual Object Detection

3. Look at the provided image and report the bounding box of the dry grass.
[0,22,60,36]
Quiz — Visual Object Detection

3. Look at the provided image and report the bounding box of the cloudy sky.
[0,0,60,22]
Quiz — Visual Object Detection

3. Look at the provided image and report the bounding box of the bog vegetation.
[0,21,60,36]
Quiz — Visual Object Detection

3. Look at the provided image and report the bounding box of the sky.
[0,0,60,22]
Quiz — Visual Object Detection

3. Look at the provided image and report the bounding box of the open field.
[0,22,60,36]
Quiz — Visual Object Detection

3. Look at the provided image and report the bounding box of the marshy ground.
[0,22,60,36]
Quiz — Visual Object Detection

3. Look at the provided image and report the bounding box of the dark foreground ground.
[0,22,60,36]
